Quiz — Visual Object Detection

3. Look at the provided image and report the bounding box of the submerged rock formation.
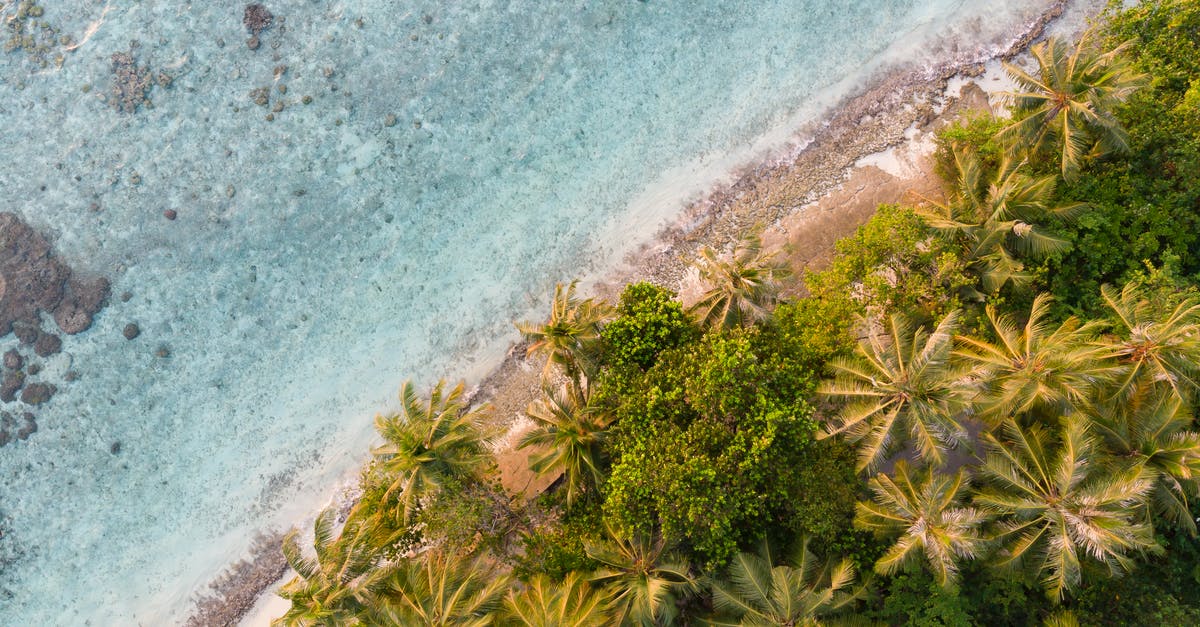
[0,212,109,337]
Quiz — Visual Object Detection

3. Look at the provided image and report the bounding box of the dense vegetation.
[274,3,1200,624]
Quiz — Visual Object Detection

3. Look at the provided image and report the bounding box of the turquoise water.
[0,1,1053,623]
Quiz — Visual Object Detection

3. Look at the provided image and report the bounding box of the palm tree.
[954,294,1116,424]
[1091,389,1200,535]
[501,572,614,627]
[1000,31,1148,179]
[819,311,969,472]
[372,380,491,524]
[1099,282,1200,403]
[584,524,696,626]
[688,233,790,330]
[365,549,509,626]
[855,461,988,586]
[974,417,1160,600]
[916,145,1083,298]
[516,281,613,380]
[517,377,610,507]
[275,508,392,626]
[708,538,864,626]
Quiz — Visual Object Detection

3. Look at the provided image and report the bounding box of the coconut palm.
[855,461,988,587]
[819,310,969,472]
[365,549,509,626]
[975,418,1160,600]
[275,508,392,627]
[1099,282,1200,403]
[584,524,696,626]
[1091,389,1200,535]
[372,380,491,524]
[708,538,864,626]
[916,145,1084,298]
[501,572,614,627]
[517,377,611,507]
[688,233,790,330]
[1000,31,1148,179]
[954,294,1116,424]
[516,281,613,380]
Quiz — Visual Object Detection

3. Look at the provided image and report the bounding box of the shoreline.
[188,2,1091,624]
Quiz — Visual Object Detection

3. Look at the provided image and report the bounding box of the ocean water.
[0,1,1056,623]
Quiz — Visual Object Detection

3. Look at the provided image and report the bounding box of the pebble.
[155,345,171,358]
[120,291,133,302]
[384,114,396,127]
[163,209,177,220]
[110,441,121,455]
[226,184,236,198]
[302,95,312,105]
[123,323,140,340]
[247,36,260,50]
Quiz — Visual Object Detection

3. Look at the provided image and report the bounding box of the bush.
[600,282,698,372]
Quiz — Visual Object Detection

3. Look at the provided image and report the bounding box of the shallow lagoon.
[0,1,1054,623]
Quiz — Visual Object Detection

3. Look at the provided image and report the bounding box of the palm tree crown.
[688,234,790,330]
[275,508,392,627]
[917,145,1084,297]
[855,461,988,586]
[584,524,696,626]
[1099,282,1200,403]
[516,281,612,380]
[517,377,610,507]
[1000,32,1148,179]
[501,572,614,627]
[975,418,1160,600]
[708,538,864,626]
[819,311,969,472]
[372,380,491,524]
[955,294,1115,424]
[366,549,509,626]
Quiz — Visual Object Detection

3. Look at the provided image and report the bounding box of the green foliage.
[600,282,698,373]
[870,572,975,627]
[603,326,819,566]
[1046,0,1200,312]
[934,115,1008,182]
[511,504,603,582]
[806,204,970,322]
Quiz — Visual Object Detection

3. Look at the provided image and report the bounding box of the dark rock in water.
[244,4,274,36]
[34,332,62,357]
[1,412,15,430]
[120,291,133,303]
[0,212,109,337]
[26,363,41,376]
[55,276,110,335]
[64,370,79,382]
[3,349,22,370]
[110,51,155,114]
[0,213,70,335]
[246,36,260,51]
[17,414,36,440]
[13,324,39,346]
[20,382,55,406]
[123,323,141,340]
[1,372,25,402]
[0,430,8,447]
[155,345,171,358]
[163,209,178,220]
[110,441,121,455]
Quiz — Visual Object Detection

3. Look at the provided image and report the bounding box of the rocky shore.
[186,2,1090,624]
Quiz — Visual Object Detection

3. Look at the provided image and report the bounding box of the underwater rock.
[34,332,61,357]
[3,349,22,370]
[0,212,109,337]
[20,382,56,406]
[110,51,154,113]
[1,372,25,403]
[123,323,140,340]
[16,413,36,439]
[243,4,274,36]
[163,209,178,221]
